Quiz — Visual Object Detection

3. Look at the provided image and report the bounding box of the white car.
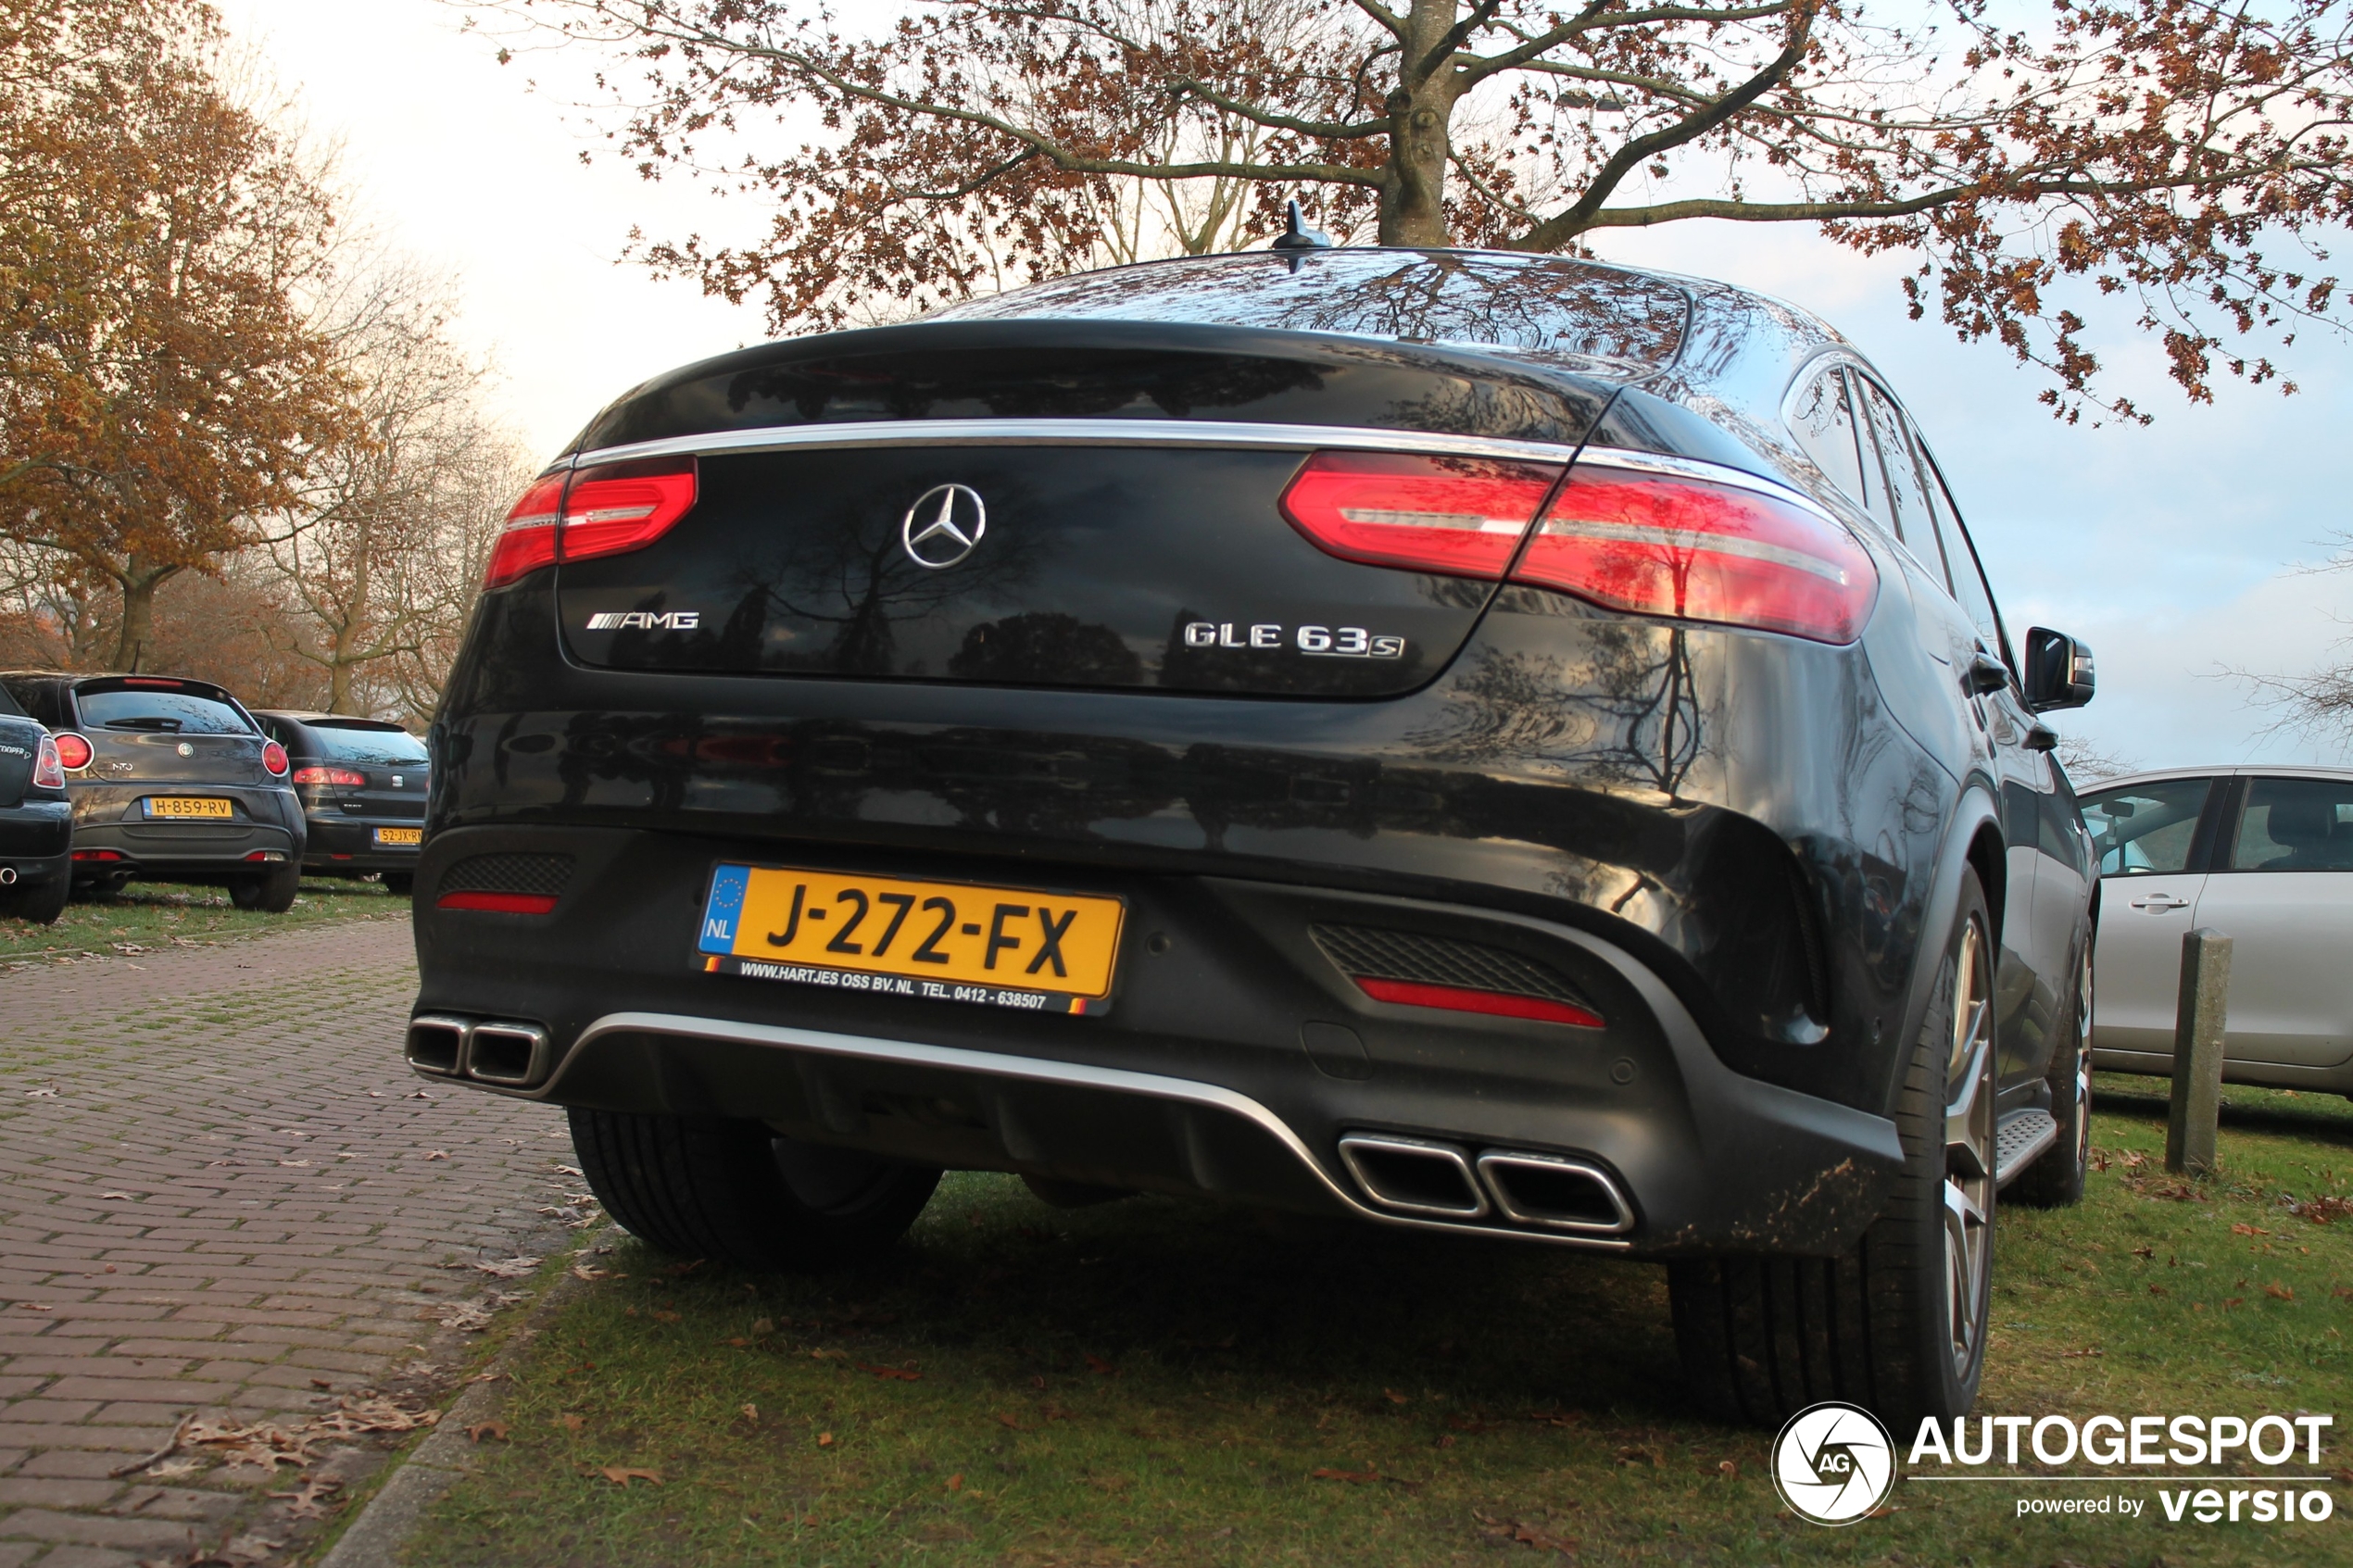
[2082,766,2353,1093]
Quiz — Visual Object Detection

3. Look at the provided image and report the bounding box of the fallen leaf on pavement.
[471,1256,541,1278]
[268,1475,343,1521]
[423,1151,448,1160]
[100,1191,132,1200]
[571,1263,610,1281]
[467,1422,509,1443]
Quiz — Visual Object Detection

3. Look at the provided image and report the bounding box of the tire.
[230,863,300,913]
[2007,942,2092,1208]
[1670,870,1998,1430]
[0,875,69,925]
[569,1108,942,1270]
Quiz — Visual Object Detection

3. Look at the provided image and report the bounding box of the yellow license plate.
[373,826,422,847]
[145,797,233,820]
[697,864,1125,1013]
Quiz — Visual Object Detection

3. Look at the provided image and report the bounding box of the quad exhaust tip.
[405,1015,552,1088]
[1339,1132,1634,1235]
[0,866,16,885]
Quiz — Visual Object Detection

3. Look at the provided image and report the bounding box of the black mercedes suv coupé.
[409,245,2100,1428]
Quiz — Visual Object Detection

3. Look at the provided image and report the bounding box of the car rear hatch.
[70,678,272,788]
[551,320,1635,699]
[298,721,429,820]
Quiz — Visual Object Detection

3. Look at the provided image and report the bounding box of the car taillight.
[261,740,290,776]
[53,733,92,771]
[560,458,698,563]
[484,470,567,588]
[1512,466,1878,644]
[1280,451,1563,578]
[1352,975,1604,1028]
[31,734,64,789]
[291,765,366,786]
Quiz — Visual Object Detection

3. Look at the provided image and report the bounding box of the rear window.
[75,685,253,734]
[2226,776,2353,872]
[305,722,427,764]
[934,251,1690,369]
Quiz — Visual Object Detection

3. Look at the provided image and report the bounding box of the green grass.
[0,875,404,961]
[405,1077,2353,1566]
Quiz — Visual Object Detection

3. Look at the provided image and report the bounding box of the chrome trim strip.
[572,417,1831,524]
[1337,1133,1491,1219]
[573,417,1584,470]
[1475,1150,1637,1234]
[530,1010,1630,1251]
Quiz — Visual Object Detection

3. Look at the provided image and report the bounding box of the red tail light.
[484,471,567,588]
[31,734,64,789]
[53,733,93,771]
[260,740,290,777]
[1514,467,1877,644]
[1353,975,1604,1027]
[291,765,366,786]
[1280,451,1562,578]
[437,890,559,915]
[560,458,698,563]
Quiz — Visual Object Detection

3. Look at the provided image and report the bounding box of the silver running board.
[1994,1110,2059,1186]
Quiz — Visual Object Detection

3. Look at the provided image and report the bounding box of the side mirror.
[2024,627,2095,711]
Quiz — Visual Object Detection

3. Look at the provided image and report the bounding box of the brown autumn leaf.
[1382,1388,1409,1405]
[2059,1347,2104,1359]
[423,1151,447,1161]
[551,1413,585,1432]
[570,1263,610,1281]
[749,1318,774,1336]
[816,1432,836,1448]
[466,1422,508,1444]
[739,1403,758,1424]
[1718,1460,1738,1477]
[946,1473,964,1492]
[2267,1282,2296,1301]
[2233,1223,2269,1236]
[650,1310,681,1323]
[1084,1353,1114,1375]
[858,1362,920,1381]
[1313,1463,1380,1483]
[2223,1298,2246,1309]
[994,1413,1025,1430]
[598,1466,661,1487]
[2149,1284,2168,1296]
[724,1337,751,1348]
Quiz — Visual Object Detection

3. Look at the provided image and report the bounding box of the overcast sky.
[217,0,2353,777]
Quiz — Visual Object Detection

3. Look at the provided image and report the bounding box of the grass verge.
[0,875,402,962]
[402,1076,2353,1566]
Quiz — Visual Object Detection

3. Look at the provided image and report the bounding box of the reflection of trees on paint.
[949,612,1141,685]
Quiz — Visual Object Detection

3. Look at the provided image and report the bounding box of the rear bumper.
[301,812,423,871]
[69,820,302,880]
[0,800,72,888]
[411,823,1905,1258]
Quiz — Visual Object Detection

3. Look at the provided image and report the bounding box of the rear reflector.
[1353,975,1603,1027]
[71,848,126,862]
[484,471,566,588]
[243,850,287,861]
[437,890,560,915]
[560,458,698,563]
[1515,467,1876,644]
[1280,451,1562,579]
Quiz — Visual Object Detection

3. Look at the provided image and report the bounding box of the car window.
[74,686,254,734]
[0,683,21,718]
[1916,453,2008,659]
[305,722,428,764]
[1852,377,1935,555]
[2225,776,2353,872]
[2082,778,2215,876]
[0,677,58,725]
[1786,365,1874,511]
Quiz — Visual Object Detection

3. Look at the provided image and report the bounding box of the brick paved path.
[0,921,575,1566]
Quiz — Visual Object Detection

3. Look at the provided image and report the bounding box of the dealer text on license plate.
[145,797,233,820]
[373,826,422,847]
[696,864,1124,1014]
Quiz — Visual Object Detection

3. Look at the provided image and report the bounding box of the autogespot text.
[1906,1413,2337,1527]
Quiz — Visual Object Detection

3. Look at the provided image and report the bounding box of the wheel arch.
[1877,785,2004,1119]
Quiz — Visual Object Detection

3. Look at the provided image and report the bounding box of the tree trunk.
[1377,0,1466,246]
[110,560,179,671]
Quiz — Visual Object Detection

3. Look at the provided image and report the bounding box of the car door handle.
[2129,893,2190,911]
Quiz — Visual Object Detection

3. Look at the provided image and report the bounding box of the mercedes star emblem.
[901,483,988,570]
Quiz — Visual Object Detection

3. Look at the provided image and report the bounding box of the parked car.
[403,245,2099,1430]
[0,682,72,923]
[2082,766,2353,1091]
[0,671,304,910]
[253,712,429,894]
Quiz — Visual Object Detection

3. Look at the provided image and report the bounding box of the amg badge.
[585,610,701,631]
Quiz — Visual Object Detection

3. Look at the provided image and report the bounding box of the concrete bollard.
[2165,928,2232,1175]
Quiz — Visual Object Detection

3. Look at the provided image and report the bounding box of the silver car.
[2082,766,2353,1093]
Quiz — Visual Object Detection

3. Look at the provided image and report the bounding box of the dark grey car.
[254,711,430,893]
[0,672,306,910]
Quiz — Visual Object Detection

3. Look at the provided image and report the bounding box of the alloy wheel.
[1942,914,1996,1378]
